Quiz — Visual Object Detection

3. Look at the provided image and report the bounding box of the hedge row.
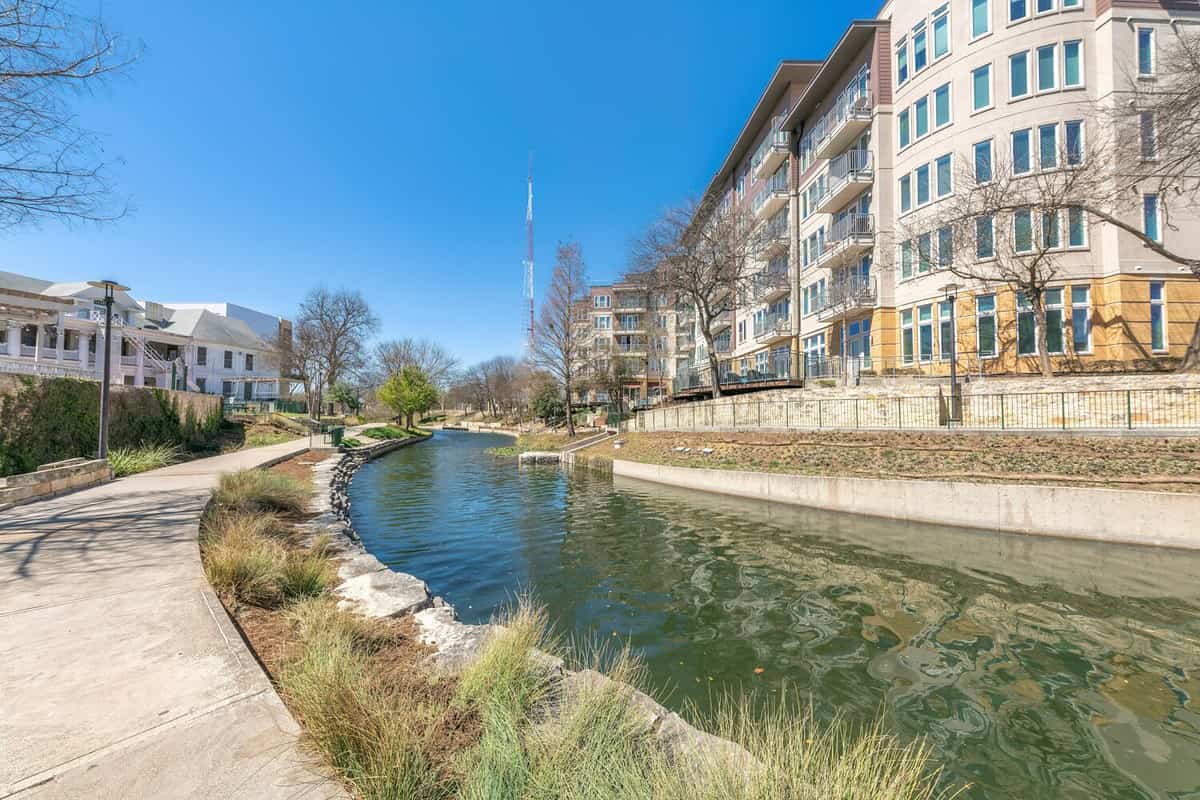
[0,377,224,476]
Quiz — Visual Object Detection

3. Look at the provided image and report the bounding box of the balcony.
[709,309,733,332]
[754,130,791,182]
[752,265,790,302]
[814,90,873,161]
[616,321,645,334]
[815,150,873,215]
[816,277,878,323]
[815,213,874,267]
[752,165,789,219]
[676,334,695,351]
[758,211,790,258]
[753,314,791,342]
[614,294,648,312]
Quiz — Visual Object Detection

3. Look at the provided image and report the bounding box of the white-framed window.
[1063,40,1083,88]
[918,304,935,361]
[974,139,994,183]
[932,5,951,60]
[1137,27,1155,77]
[898,107,911,148]
[1140,112,1158,160]
[1045,287,1065,354]
[971,0,991,40]
[976,294,998,357]
[935,153,953,197]
[1039,123,1058,169]
[1010,50,1030,99]
[1063,0,1081,8]
[900,174,913,213]
[901,308,915,363]
[916,163,931,205]
[1041,208,1060,248]
[1010,0,1029,23]
[1065,119,1084,166]
[972,64,993,112]
[934,83,952,128]
[938,225,954,268]
[915,96,930,138]
[1067,206,1087,248]
[901,239,914,279]
[594,315,611,330]
[1012,128,1032,174]
[1150,281,1167,351]
[1143,193,1161,242]
[913,22,929,73]
[1070,285,1091,353]
[1035,0,1055,14]
[918,232,934,273]
[1016,292,1038,355]
[976,215,995,259]
[896,35,910,86]
[1014,207,1034,253]
[939,300,955,360]
[594,295,611,309]
[1037,44,1058,92]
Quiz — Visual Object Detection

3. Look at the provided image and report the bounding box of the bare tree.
[631,196,760,398]
[288,318,333,418]
[0,1,139,228]
[294,288,379,403]
[373,337,459,389]
[529,241,589,436]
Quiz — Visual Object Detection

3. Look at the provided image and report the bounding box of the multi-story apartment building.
[0,270,293,400]
[677,0,1199,397]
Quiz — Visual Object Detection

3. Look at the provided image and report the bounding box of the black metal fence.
[632,387,1200,433]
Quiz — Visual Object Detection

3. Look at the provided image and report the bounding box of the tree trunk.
[1181,318,1200,372]
[703,330,723,399]
[1033,299,1053,378]
[841,318,849,387]
[564,381,576,437]
[405,411,413,428]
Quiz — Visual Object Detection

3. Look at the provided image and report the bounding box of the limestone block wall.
[0,457,112,511]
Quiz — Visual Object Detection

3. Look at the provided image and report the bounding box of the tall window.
[1010,51,1030,99]
[1137,27,1155,77]
[1014,208,1034,253]
[976,295,997,357]
[1037,44,1057,92]
[223,350,233,369]
[900,174,913,213]
[915,96,930,138]
[976,215,995,259]
[1143,194,1161,242]
[1063,40,1083,87]
[901,309,914,363]
[974,139,993,183]
[972,0,991,39]
[1010,0,1029,22]
[901,240,914,279]
[916,163,931,205]
[1039,123,1058,169]
[899,108,911,148]
[245,353,254,371]
[933,5,950,58]
[934,83,951,127]
[913,23,928,72]
[938,226,954,267]
[1065,120,1084,166]
[936,154,953,197]
[1150,281,1167,351]
[972,64,993,111]
[1044,287,1065,354]
[197,346,207,366]
[1140,112,1157,160]
[1042,209,1060,248]
[1068,206,1087,247]
[918,305,935,361]
[918,233,934,273]
[897,38,910,85]
[1036,0,1055,12]
[1071,285,1091,353]
[939,301,955,361]
[1017,293,1037,355]
[1013,129,1032,174]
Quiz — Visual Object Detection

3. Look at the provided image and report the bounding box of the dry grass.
[213,469,310,514]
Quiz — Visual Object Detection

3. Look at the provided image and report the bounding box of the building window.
[1138,27,1155,77]
[972,64,993,111]
[897,38,909,85]
[938,226,954,267]
[898,108,911,148]
[933,5,950,59]
[972,0,991,39]
[1010,51,1030,99]
[1067,206,1087,247]
[913,23,928,73]
[1143,194,1161,242]
[976,294,998,357]
[222,380,234,397]
[936,154,953,197]
[1037,44,1058,92]
[900,174,912,213]
[1140,112,1157,160]
[1063,40,1083,88]
[196,377,206,393]
[915,96,930,138]
[1065,120,1084,166]
[901,309,914,363]
[1071,285,1091,353]
[1063,0,1080,7]
[1045,287,1065,353]
[196,346,207,366]
[1010,0,1029,23]
[593,295,610,309]
[918,305,935,361]
[594,315,611,330]
[916,163,931,205]
[1012,128,1032,174]
[1036,0,1055,13]
[1039,123,1058,169]
[245,353,254,371]
[976,215,995,259]
[223,350,233,369]
[1042,209,1061,249]
[1017,293,1037,355]
[1150,281,1167,351]
[934,83,951,128]
[939,300,955,360]
[974,139,993,183]
[918,232,934,273]
[901,240,914,279]
[1014,208,1034,252]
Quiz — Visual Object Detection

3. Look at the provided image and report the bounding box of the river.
[347,429,1200,799]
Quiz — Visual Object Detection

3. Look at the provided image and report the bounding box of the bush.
[214,469,308,515]
[201,512,289,605]
[340,437,363,448]
[360,426,409,440]
[279,550,336,601]
[107,443,181,477]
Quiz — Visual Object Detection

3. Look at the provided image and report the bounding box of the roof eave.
[781,20,887,133]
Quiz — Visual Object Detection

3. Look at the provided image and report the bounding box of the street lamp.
[87,279,129,459]
[941,282,959,424]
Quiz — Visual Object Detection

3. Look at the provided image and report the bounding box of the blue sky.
[5,1,878,365]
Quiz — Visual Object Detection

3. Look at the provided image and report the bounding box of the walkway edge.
[611,459,1200,549]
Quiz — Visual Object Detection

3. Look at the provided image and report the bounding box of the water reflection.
[349,430,1200,800]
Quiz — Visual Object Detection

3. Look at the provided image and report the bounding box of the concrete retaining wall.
[612,459,1200,550]
[0,458,112,511]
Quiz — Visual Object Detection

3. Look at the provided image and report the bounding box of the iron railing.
[635,387,1200,433]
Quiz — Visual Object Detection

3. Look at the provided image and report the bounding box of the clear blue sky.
[4,1,878,365]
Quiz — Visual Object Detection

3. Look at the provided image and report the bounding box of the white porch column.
[134,335,144,386]
[95,331,105,379]
[54,313,65,363]
[32,320,41,364]
[6,324,18,357]
[82,332,91,371]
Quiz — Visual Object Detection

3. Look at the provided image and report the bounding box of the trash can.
[329,426,345,446]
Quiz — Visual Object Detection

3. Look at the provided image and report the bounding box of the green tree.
[377,366,439,429]
[328,382,361,414]
[531,382,565,425]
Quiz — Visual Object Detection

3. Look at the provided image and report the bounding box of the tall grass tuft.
[279,598,452,800]
[214,469,308,515]
[200,511,288,605]
[107,443,181,477]
[279,550,336,600]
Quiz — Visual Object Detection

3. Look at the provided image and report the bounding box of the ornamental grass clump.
[214,469,308,515]
[200,512,289,605]
[107,443,181,477]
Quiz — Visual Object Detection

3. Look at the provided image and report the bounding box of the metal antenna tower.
[523,155,534,348]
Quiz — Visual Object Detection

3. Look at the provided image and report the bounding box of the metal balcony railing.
[816,213,875,266]
[815,277,877,321]
[813,87,873,156]
[753,314,790,341]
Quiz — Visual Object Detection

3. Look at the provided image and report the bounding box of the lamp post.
[87,280,129,459]
[941,282,959,424]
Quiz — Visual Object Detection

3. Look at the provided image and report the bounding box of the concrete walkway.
[0,439,347,799]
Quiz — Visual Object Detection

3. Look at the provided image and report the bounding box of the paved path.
[0,439,347,799]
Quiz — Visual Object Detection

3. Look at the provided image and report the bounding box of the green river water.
[347,430,1200,799]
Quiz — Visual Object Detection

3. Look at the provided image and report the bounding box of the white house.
[0,270,294,401]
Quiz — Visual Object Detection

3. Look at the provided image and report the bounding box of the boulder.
[336,569,431,618]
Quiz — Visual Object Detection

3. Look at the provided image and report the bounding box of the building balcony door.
[243,382,253,401]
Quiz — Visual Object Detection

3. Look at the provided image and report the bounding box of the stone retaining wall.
[307,437,752,772]
[0,457,112,511]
